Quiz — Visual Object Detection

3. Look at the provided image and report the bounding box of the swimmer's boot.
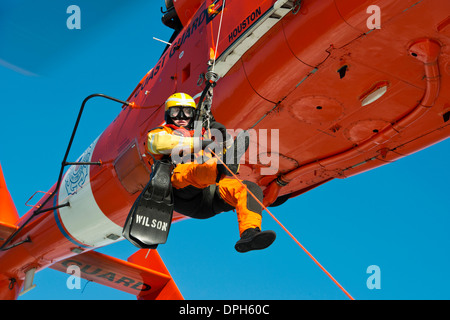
[234,227,276,253]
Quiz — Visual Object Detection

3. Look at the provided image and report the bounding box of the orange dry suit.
[147,124,263,236]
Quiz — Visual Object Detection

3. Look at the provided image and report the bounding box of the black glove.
[201,139,214,150]
[209,121,229,143]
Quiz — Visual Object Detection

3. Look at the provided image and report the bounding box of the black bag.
[122,159,174,249]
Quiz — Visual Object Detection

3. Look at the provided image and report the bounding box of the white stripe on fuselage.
[57,137,123,247]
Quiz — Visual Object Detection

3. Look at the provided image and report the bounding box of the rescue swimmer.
[146,93,276,253]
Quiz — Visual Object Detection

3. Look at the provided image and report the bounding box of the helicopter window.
[114,140,151,194]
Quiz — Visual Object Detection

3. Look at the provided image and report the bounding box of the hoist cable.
[209,149,355,300]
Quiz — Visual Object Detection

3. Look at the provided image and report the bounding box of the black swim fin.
[122,159,174,249]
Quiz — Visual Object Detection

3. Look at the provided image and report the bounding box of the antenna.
[153,37,172,46]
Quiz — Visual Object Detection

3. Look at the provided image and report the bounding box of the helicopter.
[1,0,450,300]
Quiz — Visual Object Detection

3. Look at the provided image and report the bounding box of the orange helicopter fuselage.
[1,0,449,299]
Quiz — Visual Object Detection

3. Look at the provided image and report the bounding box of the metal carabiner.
[292,0,302,15]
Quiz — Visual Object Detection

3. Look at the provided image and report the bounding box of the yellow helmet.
[164,93,197,128]
[165,92,196,110]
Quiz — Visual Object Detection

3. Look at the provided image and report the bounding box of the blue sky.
[1,1,450,300]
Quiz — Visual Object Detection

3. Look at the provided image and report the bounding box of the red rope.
[210,149,355,300]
